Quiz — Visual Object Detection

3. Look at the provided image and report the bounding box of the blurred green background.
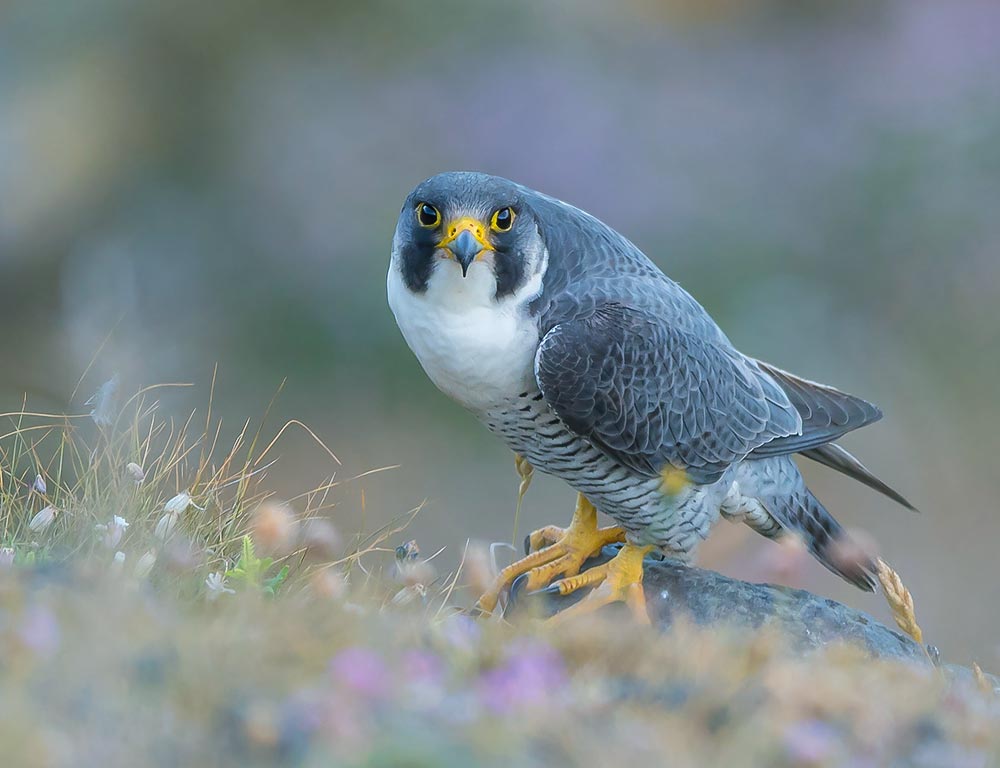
[1,0,998,662]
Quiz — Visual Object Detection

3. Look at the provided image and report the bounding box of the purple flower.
[280,689,329,738]
[783,719,839,764]
[329,647,389,698]
[18,604,61,658]
[478,641,567,714]
[399,648,447,707]
[400,649,444,685]
[439,613,481,653]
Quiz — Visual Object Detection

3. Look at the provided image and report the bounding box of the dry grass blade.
[511,453,534,548]
[876,558,924,646]
[972,663,994,696]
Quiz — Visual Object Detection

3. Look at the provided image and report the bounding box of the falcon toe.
[547,541,654,625]
[476,493,625,616]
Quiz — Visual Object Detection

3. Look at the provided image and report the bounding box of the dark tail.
[763,488,877,592]
[801,443,916,512]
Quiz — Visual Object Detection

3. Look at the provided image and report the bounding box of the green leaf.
[227,535,289,596]
[263,565,290,597]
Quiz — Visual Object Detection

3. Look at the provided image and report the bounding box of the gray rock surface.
[533,546,932,664]
[510,546,1000,689]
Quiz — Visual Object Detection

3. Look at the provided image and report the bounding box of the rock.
[527,545,931,665]
[941,663,1000,694]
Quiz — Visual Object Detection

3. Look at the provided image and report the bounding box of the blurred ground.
[1,0,999,663]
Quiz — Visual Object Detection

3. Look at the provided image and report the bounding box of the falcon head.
[390,172,547,302]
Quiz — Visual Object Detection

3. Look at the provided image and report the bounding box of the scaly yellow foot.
[477,493,625,615]
[547,541,654,625]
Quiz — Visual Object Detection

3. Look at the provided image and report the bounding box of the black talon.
[531,583,562,597]
[523,534,533,556]
[508,573,531,608]
[507,573,564,614]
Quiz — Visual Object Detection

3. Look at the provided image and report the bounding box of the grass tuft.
[0,383,996,766]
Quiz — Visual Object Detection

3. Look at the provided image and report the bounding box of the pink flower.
[478,641,566,714]
[329,647,389,698]
[438,613,481,653]
[400,649,444,685]
[783,719,839,764]
[18,604,60,658]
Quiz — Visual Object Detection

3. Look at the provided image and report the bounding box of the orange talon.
[549,561,612,595]
[527,525,567,554]
[547,541,654,625]
[477,493,625,616]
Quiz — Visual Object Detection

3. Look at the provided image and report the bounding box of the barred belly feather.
[476,388,723,554]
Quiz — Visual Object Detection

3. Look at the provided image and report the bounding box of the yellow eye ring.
[416,203,441,229]
[491,207,515,233]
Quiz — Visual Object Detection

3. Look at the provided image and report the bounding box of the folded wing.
[534,303,802,485]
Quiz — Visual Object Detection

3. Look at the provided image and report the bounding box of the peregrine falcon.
[387,171,913,620]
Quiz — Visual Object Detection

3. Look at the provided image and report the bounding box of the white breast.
[387,257,541,413]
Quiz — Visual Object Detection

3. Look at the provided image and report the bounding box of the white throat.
[387,252,547,412]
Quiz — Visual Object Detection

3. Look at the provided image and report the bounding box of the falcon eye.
[416,203,441,229]
[491,206,515,233]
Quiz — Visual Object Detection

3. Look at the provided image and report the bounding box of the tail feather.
[794,491,877,592]
[800,443,917,512]
[733,458,877,591]
[768,490,877,592]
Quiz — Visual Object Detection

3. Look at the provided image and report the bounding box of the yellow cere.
[436,217,494,257]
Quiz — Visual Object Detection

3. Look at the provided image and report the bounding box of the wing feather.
[748,361,884,458]
[534,304,801,484]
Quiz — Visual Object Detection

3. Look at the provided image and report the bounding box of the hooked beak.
[437,218,492,277]
[450,230,480,276]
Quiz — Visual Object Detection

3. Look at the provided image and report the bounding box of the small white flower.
[205,572,235,601]
[134,549,157,578]
[125,463,146,483]
[28,505,57,533]
[102,516,129,548]
[154,512,178,542]
[32,474,47,495]
[0,547,15,568]
[110,550,126,574]
[164,492,193,515]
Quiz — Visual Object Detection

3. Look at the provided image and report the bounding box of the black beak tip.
[451,230,481,277]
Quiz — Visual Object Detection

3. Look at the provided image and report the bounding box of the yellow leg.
[547,541,654,625]
[477,493,625,615]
